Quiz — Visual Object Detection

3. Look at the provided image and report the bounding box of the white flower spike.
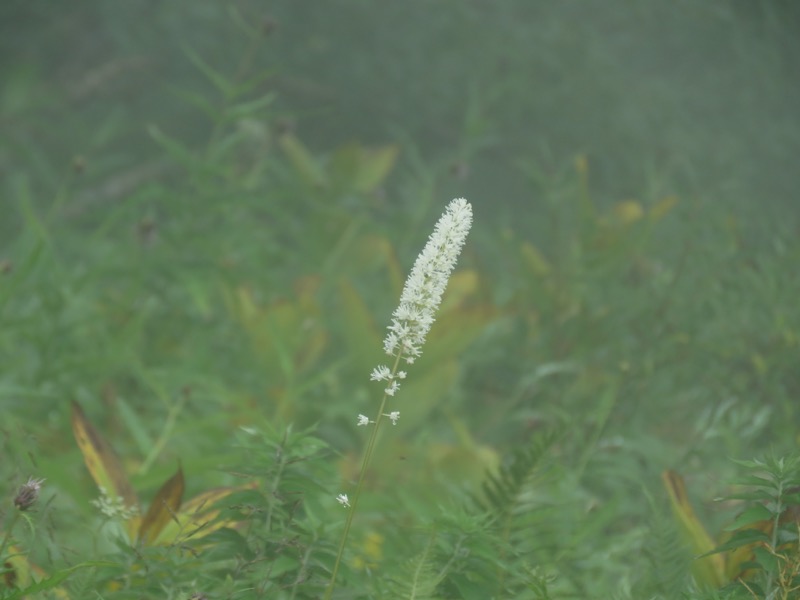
[329,199,474,598]
[381,198,473,365]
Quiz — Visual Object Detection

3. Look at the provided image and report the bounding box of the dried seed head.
[14,477,45,511]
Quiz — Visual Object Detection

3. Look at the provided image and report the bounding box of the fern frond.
[383,532,442,600]
[475,429,562,518]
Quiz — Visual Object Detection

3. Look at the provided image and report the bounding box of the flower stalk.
[324,198,473,598]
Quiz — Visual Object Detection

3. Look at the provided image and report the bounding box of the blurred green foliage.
[1,1,799,598]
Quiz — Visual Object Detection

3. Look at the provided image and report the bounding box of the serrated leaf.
[2,561,114,600]
[723,527,773,580]
[138,467,184,545]
[712,527,771,554]
[71,401,140,539]
[723,504,774,532]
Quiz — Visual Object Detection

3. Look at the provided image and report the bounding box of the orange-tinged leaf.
[154,482,258,545]
[71,401,140,538]
[138,467,184,545]
[661,470,725,587]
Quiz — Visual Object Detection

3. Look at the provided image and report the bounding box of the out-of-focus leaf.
[439,269,479,312]
[148,124,199,170]
[138,467,184,545]
[154,482,259,545]
[116,396,153,457]
[224,92,277,122]
[328,143,399,194]
[661,470,725,587]
[613,200,644,225]
[391,359,459,431]
[1,561,113,600]
[337,279,381,376]
[71,401,140,538]
[420,305,495,367]
[183,45,233,94]
[650,194,679,221]
[352,144,399,193]
[346,235,404,294]
[278,133,326,187]
[427,439,501,491]
[520,241,551,278]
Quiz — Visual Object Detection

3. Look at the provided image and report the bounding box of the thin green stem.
[0,511,21,561]
[324,352,404,599]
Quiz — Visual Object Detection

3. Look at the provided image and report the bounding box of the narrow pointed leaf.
[661,470,726,587]
[70,401,140,538]
[138,467,185,545]
[278,133,326,187]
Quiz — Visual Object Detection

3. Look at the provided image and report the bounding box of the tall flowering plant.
[325,198,473,597]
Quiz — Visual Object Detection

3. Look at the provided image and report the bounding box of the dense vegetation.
[1,1,799,598]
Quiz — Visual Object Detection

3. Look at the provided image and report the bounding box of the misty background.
[2,0,798,234]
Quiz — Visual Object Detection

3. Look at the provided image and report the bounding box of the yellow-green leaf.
[337,278,382,376]
[661,470,725,587]
[650,194,679,221]
[138,467,184,545]
[154,482,258,545]
[520,241,551,278]
[613,200,644,225]
[352,144,399,193]
[71,401,140,538]
[278,133,326,187]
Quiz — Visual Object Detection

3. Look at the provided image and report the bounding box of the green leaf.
[723,504,774,531]
[147,124,198,170]
[278,133,326,187]
[704,528,771,556]
[2,561,115,600]
[183,45,233,95]
[224,92,277,122]
[353,144,399,193]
